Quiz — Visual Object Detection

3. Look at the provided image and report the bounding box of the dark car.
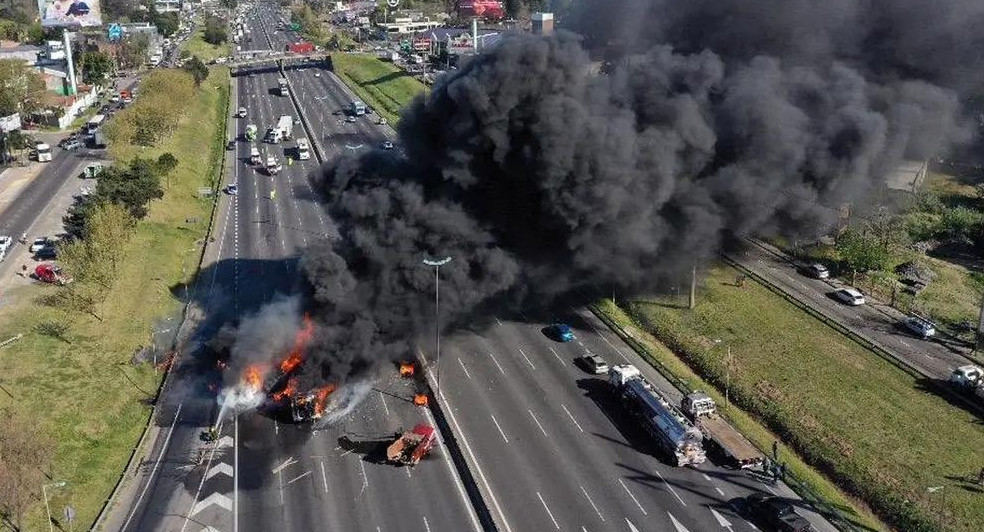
[743,494,812,531]
[34,246,57,260]
[67,1,91,16]
[546,323,575,342]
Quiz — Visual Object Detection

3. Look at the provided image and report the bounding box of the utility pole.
[43,481,66,532]
[423,256,452,394]
[689,264,697,309]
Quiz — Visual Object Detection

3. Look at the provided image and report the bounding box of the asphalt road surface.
[727,240,978,385]
[111,4,478,532]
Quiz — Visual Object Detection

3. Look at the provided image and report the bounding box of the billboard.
[38,0,103,28]
[0,114,21,133]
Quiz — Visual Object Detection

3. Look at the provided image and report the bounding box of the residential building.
[155,0,182,12]
[379,16,442,35]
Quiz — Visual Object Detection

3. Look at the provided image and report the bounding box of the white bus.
[296,138,310,160]
[87,114,105,133]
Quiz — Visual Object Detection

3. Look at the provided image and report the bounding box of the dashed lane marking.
[536,491,561,530]
[580,485,604,521]
[490,413,509,443]
[619,479,648,516]
[561,404,585,433]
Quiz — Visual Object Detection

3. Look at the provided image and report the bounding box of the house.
[379,16,442,35]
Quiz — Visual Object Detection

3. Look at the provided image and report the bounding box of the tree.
[0,407,55,530]
[63,195,99,240]
[157,152,178,175]
[0,59,46,117]
[182,56,209,86]
[151,10,180,38]
[117,33,150,69]
[80,51,114,87]
[220,0,238,8]
[203,16,228,46]
[96,158,165,219]
[836,228,892,274]
[59,202,135,286]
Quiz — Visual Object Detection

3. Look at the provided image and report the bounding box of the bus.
[296,138,310,160]
[87,114,105,133]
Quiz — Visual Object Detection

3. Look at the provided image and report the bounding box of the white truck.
[296,138,310,160]
[278,115,293,140]
[278,77,289,96]
[35,142,52,162]
[681,392,764,469]
[266,156,282,175]
[350,100,366,116]
[609,364,706,467]
[950,365,984,401]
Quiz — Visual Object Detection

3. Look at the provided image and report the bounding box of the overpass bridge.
[222,50,326,69]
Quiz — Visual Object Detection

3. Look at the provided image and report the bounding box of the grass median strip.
[608,264,984,532]
[330,53,428,125]
[0,68,229,530]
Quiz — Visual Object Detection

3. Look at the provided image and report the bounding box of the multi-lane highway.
[110,2,843,531]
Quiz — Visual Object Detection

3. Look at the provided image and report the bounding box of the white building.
[154,0,182,13]
[379,17,442,35]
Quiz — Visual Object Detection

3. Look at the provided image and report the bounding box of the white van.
[296,138,310,160]
[36,142,52,162]
[250,146,262,165]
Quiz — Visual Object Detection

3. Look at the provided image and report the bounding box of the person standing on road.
[270,189,276,200]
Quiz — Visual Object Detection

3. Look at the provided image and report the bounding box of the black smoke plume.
[223,1,978,405]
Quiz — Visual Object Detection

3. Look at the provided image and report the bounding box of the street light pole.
[423,256,452,394]
[42,481,66,532]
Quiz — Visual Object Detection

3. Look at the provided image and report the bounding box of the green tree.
[0,407,55,531]
[0,58,46,116]
[24,22,44,45]
[80,51,114,86]
[182,56,209,86]
[203,16,228,45]
[96,158,165,219]
[151,10,180,38]
[0,18,24,41]
[63,195,99,240]
[117,33,150,69]
[836,228,892,274]
[938,206,983,245]
[157,152,178,175]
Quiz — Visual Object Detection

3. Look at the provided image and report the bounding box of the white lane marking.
[702,473,712,481]
[274,420,278,435]
[423,516,431,532]
[765,485,778,495]
[490,413,509,443]
[548,347,565,364]
[123,404,182,531]
[711,508,733,529]
[488,352,506,375]
[286,470,312,485]
[626,518,642,532]
[580,485,604,521]
[561,404,585,433]
[458,357,472,379]
[667,512,693,532]
[618,478,649,515]
[378,391,390,416]
[655,469,687,506]
[190,493,232,516]
[271,456,297,474]
[518,348,536,369]
[320,461,328,493]
[536,491,561,530]
[278,470,284,505]
[715,487,725,496]
[528,409,548,437]
[405,464,412,479]
[900,340,912,348]
[359,460,369,494]
[234,414,239,532]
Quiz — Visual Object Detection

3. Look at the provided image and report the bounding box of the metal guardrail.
[587,304,865,532]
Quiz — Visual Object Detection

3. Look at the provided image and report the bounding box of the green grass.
[616,264,984,532]
[330,53,428,125]
[0,69,230,530]
[595,299,886,532]
[183,20,231,64]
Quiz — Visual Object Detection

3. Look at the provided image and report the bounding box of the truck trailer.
[609,364,706,467]
[278,115,293,140]
[681,391,764,469]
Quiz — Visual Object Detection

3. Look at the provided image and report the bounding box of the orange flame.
[413,393,429,407]
[399,362,415,378]
[243,365,264,391]
[271,378,298,402]
[279,315,314,374]
[313,384,336,417]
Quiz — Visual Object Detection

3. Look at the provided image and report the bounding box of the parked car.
[741,494,812,532]
[346,115,357,123]
[63,139,82,151]
[225,183,238,195]
[237,107,247,118]
[902,316,936,338]
[29,238,48,253]
[0,235,12,253]
[34,246,57,260]
[381,140,394,150]
[834,288,866,306]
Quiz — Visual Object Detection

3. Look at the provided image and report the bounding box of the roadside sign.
[108,23,122,41]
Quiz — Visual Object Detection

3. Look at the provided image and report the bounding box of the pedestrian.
[772,440,779,460]
[287,156,293,166]
[978,467,984,486]
[780,463,787,482]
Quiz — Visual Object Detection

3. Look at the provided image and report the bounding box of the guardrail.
[721,253,984,419]
[587,303,865,532]
[89,71,233,532]
[279,62,326,165]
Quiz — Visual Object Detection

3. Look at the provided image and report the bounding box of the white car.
[834,288,866,306]
[237,107,247,118]
[381,140,394,150]
[802,263,829,279]
[902,316,935,338]
[30,238,48,253]
[226,183,239,195]
[0,235,11,252]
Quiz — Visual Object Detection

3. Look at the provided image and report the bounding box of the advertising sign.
[0,114,21,133]
[38,0,103,28]
[108,23,122,41]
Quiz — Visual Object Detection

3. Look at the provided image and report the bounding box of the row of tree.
[204,15,228,46]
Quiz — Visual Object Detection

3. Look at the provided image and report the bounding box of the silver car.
[902,316,935,338]
[834,288,866,306]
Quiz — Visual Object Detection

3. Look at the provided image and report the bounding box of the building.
[155,0,182,13]
[378,16,442,35]
[532,12,554,35]
[422,27,501,57]
[0,41,42,65]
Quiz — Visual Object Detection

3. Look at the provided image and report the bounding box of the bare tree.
[0,407,55,530]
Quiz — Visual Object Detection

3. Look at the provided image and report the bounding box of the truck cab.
[35,142,52,162]
[266,156,282,175]
[265,127,283,144]
[250,146,262,165]
[681,391,716,417]
[296,138,310,160]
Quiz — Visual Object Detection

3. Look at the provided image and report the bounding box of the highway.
[109,3,477,531]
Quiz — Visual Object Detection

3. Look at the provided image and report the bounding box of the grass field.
[0,68,229,530]
[330,53,428,125]
[183,21,231,64]
[617,264,984,532]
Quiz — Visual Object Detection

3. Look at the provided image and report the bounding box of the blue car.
[551,324,575,342]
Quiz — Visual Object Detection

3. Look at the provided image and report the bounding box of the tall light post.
[42,481,66,532]
[423,255,452,393]
[713,339,732,409]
